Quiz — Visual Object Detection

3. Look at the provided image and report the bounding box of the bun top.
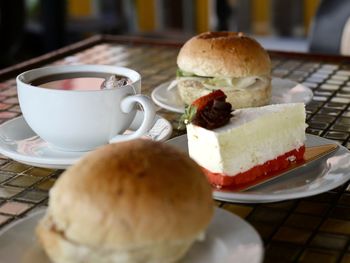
[48,140,213,250]
[177,31,271,78]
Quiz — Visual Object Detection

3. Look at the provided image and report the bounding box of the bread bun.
[176,31,272,108]
[177,31,271,78]
[36,140,213,263]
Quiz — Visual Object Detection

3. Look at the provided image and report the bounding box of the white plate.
[152,78,314,113]
[0,111,172,169]
[166,134,350,203]
[0,208,263,263]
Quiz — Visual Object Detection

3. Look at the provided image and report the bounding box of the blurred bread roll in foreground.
[36,139,213,263]
[177,31,272,108]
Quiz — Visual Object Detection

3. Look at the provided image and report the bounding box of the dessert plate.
[152,78,313,113]
[0,208,263,263]
[0,111,172,169]
[166,134,350,203]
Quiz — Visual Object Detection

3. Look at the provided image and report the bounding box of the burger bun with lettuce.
[176,31,272,108]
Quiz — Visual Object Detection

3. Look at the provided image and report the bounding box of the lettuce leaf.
[176,69,195,77]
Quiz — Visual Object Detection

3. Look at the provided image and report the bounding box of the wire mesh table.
[0,35,350,262]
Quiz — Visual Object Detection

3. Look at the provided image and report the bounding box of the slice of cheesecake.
[186,102,307,189]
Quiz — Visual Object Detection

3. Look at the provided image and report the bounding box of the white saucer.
[0,111,172,169]
[152,78,314,113]
[0,208,263,263]
[166,134,350,203]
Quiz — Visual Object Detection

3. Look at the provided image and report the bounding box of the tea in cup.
[17,65,156,151]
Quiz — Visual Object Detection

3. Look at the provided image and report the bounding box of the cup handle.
[109,95,156,143]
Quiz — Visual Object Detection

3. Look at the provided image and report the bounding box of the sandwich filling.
[176,68,270,91]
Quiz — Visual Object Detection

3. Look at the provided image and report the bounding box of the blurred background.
[1,0,349,69]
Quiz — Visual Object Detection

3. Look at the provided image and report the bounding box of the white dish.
[152,78,314,113]
[0,111,172,169]
[166,134,350,203]
[0,208,263,263]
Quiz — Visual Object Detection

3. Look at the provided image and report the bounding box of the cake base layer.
[202,146,305,191]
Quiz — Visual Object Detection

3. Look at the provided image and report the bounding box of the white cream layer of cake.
[187,103,306,176]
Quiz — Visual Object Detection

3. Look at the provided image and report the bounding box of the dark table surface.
[1,35,350,263]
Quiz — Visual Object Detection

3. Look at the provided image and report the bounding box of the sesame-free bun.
[177,31,271,78]
[176,32,272,108]
[36,140,213,263]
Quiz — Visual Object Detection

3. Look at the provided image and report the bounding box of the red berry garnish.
[192,90,226,111]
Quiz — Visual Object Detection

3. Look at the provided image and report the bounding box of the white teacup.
[17,65,156,151]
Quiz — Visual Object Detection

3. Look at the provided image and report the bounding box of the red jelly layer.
[202,145,305,190]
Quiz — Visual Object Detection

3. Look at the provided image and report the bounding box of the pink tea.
[31,72,130,91]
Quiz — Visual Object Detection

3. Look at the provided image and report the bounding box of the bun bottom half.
[178,81,271,109]
[36,214,196,263]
